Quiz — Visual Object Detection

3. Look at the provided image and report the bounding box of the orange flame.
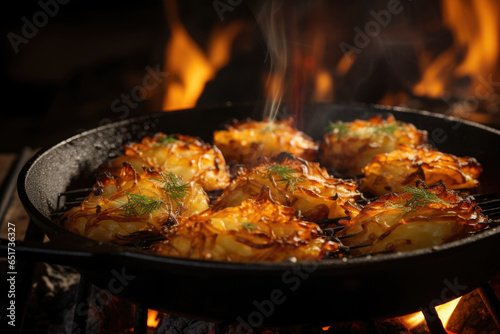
[313,69,334,102]
[162,0,243,111]
[147,309,160,328]
[446,0,499,80]
[401,297,461,331]
[413,0,500,99]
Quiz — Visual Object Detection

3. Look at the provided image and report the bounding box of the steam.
[253,0,289,121]
[251,1,332,124]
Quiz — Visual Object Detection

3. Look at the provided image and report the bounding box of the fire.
[162,0,243,111]
[401,297,462,331]
[313,69,334,102]
[147,309,160,328]
[413,0,500,99]
[336,54,355,77]
[445,1,499,80]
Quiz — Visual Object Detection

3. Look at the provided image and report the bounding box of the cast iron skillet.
[15,103,500,326]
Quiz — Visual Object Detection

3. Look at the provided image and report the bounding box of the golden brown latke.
[360,145,482,196]
[106,133,230,191]
[319,115,427,176]
[338,181,488,255]
[213,118,317,165]
[60,116,491,262]
[62,163,209,242]
[153,193,338,262]
[212,153,361,221]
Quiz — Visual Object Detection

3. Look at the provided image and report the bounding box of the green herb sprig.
[401,186,447,211]
[240,222,259,232]
[265,165,304,193]
[159,172,189,202]
[374,124,400,136]
[155,134,177,146]
[327,121,350,138]
[261,123,276,133]
[123,193,163,217]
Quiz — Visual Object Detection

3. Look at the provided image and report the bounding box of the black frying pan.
[14,103,500,326]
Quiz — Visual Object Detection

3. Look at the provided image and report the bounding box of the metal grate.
[42,185,500,333]
[52,186,500,259]
[318,193,500,259]
[2,132,500,334]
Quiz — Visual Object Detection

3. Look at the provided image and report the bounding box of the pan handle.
[0,237,121,268]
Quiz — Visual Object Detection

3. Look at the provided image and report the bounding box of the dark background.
[1,1,263,152]
[2,1,175,152]
[2,1,499,152]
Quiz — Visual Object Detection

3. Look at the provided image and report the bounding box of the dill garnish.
[261,123,276,133]
[401,186,447,210]
[327,121,350,137]
[265,165,304,192]
[159,172,189,202]
[240,222,259,232]
[374,124,400,136]
[123,193,163,217]
[156,134,177,145]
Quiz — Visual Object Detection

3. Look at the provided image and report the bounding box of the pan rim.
[17,102,500,271]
